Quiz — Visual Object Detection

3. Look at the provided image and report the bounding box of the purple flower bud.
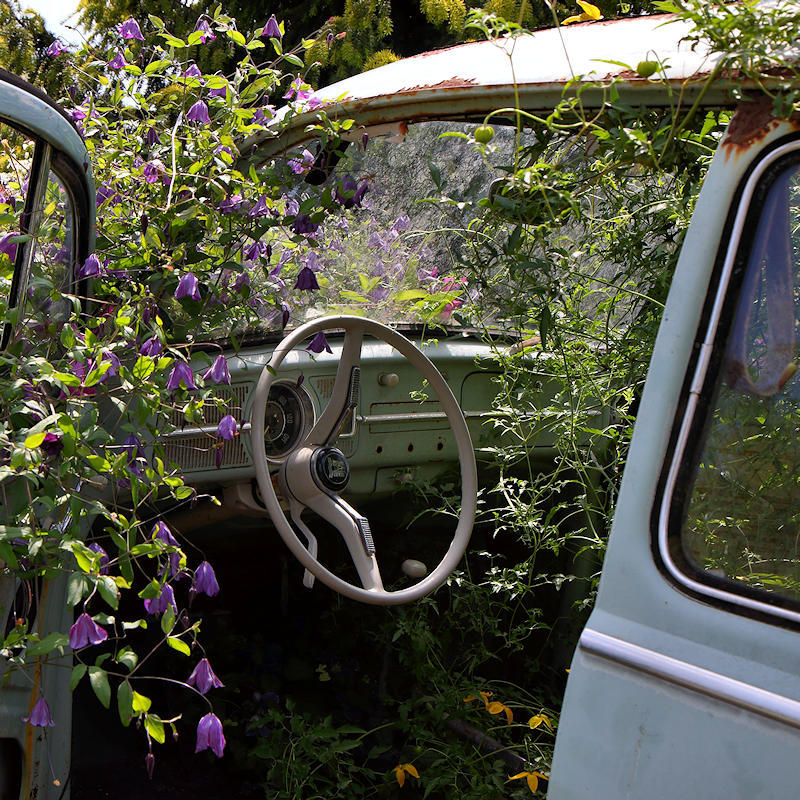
[145,752,155,779]
[195,19,216,42]
[362,132,369,150]
[78,254,102,279]
[119,17,144,40]
[290,215,319,236]
[187,658,224,694]
[203,355,230,385]
[306,331,332,354]
[264,15,281,38]
[143,160,166,183]
[146,127,161,146]
[88,543,110,574]
[69,613,108,649]
[24,697,55,727]
[46,40,66,56]
[216,415,237,441]
[174,272,201,301]
[326,32,334,47]
[186,100,210,125]
[294,267,319,291]
[108,51,127,70]
[152,521,179,547]
[166,362,196,391]
[0,233,18,262]
[193,561,219,597]
[195,713,225,757]
[281,303,290,329]
[139,336,163,357]
[144,584,177,615]
[40,432,63,458]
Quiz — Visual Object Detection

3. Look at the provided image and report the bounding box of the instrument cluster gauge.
[264,381,314,460]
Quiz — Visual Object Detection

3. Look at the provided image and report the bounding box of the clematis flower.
[40,432,63,458]
[248,196,270,218]
[334,175,368,209]
[46,40,65,56]
[175,272,201,301]
[78,254,102,279]
[509,770,548,793]
[187,658,224,694]
[0,233,18,261]
[294,267,319,291]
[264,15,281,38]
[143,160,166,183]
[218,194,245,214]
[108,51,127,70]
[144,584,177,615]
[182,64,202,79]
[153,521,179,547]
[283,77,310,101]
[166,362,196,391]
[193,561,219,597]
[288,149,314,175]
[392,764,419,787]
[88,542,110,574]
[217,415,237,440]
[139,336,163,357]
[69,613,108,649]
[208,85,227,99]
[293,215,320,238]
[306,331,332,354]
[203,355,230,385]
[186,100,210,125]
[195,19,216,42]
[195,713,225,757]
[95,182,120,207]
[119,17,144,40]
[146,126,161,146]
[24,697,55,727]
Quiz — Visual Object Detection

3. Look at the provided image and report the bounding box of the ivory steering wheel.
[249,315,477,605]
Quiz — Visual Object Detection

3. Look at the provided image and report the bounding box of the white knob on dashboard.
[401,559,428,578]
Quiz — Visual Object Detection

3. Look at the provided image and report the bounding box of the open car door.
[0,69,94,800]
[549,100,800,798]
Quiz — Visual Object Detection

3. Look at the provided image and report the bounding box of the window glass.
[683,163,800,602]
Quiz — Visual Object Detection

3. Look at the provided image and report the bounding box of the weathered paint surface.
[722,95,800,154]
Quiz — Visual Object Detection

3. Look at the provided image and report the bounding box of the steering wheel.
[249,315,477,605]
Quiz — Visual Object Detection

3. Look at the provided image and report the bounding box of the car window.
[682,160,800,604]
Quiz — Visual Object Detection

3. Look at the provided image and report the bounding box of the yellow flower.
[464,690,493,705]
[528,713,553,730]
[393,763,420,788]
[562,1,603,25]
[486,699,514,724]
[509,770,548,794]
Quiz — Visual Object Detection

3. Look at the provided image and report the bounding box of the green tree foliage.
[0,0,72,96]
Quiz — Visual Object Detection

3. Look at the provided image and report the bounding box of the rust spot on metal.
[721,95,797,152]
[399,77,478,93]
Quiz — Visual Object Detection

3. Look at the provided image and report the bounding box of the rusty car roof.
[247,12,735,157]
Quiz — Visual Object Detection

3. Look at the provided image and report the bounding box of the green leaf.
[98,575,120,610]
[339,290,369,303]
[132,690,151,713]
[159,32,186,47]
[395,290,430,301]
[145,714,165,744]
[161,604,176,635]
[24,432,46,449]
[89,666,111,709]
[117,681,133,726]
[71,663,87,692]
[116,647,138,673]
[66,572,89,606]
[167,636,191,656]
[86,455,110,472]
[226,29,246,46]
[284,53,305,68]
[27,632,69,657]
[145,59,171,75]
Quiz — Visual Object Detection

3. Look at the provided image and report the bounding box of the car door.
[549,99,800,799]
[0,69,94,800]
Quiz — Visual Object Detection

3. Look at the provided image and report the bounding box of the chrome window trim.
[658,139,800,625]
[580,627,800,730]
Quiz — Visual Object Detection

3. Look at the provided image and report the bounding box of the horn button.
[312,447,350,493]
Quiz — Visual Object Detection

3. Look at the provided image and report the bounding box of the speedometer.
[265,382,313,459]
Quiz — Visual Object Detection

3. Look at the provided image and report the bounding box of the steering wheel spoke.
[306,326,363,446]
